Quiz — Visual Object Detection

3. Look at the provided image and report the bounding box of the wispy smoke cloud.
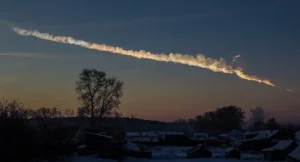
[0,52,60,59]
[11,26,283,89]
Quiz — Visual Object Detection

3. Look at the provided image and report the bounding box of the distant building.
[288,146,300,162]
[262,140,297,161]
[219,130,243,142]
[125,132,159,144]
[187,144,212,158]
[193,133,209,142]
[295,130,300,145]
[161,132,197,146]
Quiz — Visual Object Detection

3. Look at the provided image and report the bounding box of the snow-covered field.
[72,156,263,162]
[70,146,264,162]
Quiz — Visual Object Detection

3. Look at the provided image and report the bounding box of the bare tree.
[75,69,124,123]
[0,98,26,119]
[63,109,75,117]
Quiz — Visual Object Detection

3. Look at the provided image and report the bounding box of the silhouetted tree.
[253,120,265,131]
[214,105,245,131]
[75,69,124,124]
[0,98,27,119]
[33,107,62,119]
[63,109,75,117]
[194,105,245,134]
[77,107,89,117]
[266,118,280,130]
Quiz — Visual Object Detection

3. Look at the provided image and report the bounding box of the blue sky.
[0,0,299,122]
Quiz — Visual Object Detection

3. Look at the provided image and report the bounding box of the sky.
[0,0,299,122]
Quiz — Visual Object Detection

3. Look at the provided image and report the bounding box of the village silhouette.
[0,69,299,162]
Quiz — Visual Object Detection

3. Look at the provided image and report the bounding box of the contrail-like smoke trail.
[12,27,278,87]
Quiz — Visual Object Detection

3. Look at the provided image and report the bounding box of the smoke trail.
[286,89,294,92]
[12,26,277,87]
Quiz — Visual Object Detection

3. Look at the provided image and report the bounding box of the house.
[295,130,300,145]
[287,146,300,162]
[125,132,159,144]
[187,144,212,158]
[126,132,142,141]
[243,130,279,140]
[85,132,113,150]
[162,132,198,146]
[219,130,243,142]
[226,148,241,159]
[193,133,209,142]
[78,132,114,156]
[204,138,228,148]
[262,140,297,161]
[232,139,274,151]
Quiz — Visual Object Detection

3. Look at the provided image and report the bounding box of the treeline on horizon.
[1,98,299,161]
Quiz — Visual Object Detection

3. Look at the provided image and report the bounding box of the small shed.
[226,148,241,159]
[295,130,300,145]
[187,144,212,158]
[162,132,197,146]
[219,130,243,142]
[287,146,300,162]
[84,132,113,151]
[262,140,297,161]
[193,133,209,142]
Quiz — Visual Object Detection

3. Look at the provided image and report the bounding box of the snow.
[130,137,159,142]
[296,130,300,136]
[72,146,263,162]
[142,132,159,137]
[85,132,113,139]
[289,146,300,160]
[240,153,264,160]
[126,132,159,143]
[193,133,209,139]
[210,147,236,158]
[164,132,185,135]
[262,140,293,151]
[295,130,300,144]
[125,140,140,152]
[72,156,262,162]
[126,132,141,136]
[78,145,86,149]
[254,130,278,139]
[233,130,279,144]
[244,131,259,136]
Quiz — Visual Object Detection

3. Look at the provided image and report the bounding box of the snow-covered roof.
[84,132,113,139]
[295,130,300,140]
[78,145,86,149]
[244,130,279,140]
[255,130,278,139]
[295,130,300,137]
[141,132,159,137]
[124,140,140,152]
[296,131,300,145]
[164,132,185,135]
[244,131,259,136]
[219,133,228,137]
[194,133,208,136]
[126,132,159,137]
[289,146,300,160]
[126,132,141,136]
[194,133,209,138]
[128,137,159,142]
[262,140,294,151]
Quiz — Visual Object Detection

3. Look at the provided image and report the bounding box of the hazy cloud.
[0,52,60,59]
[0,76,21,85]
